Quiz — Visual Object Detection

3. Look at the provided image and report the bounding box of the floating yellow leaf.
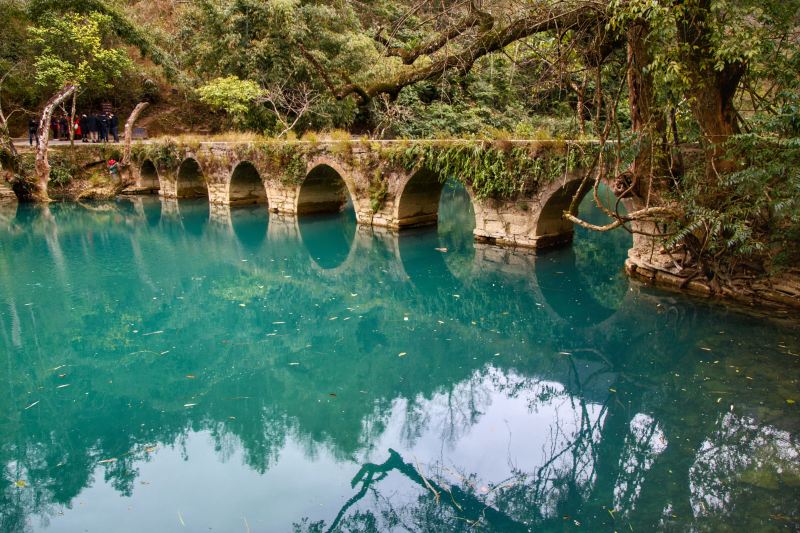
[15,480,26,488]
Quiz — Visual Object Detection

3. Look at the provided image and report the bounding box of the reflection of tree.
[1,200,799,531]
[293,448,530,533]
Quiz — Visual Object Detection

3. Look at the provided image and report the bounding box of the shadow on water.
[298,199,357,270]
[230,205,269,250]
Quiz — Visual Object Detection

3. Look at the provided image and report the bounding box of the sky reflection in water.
[0,183,798,532]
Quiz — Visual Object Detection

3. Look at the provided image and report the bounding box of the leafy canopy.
[196,76,263,117]
[28,11,132,90]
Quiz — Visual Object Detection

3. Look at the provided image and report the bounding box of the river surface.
[0,184,798,532]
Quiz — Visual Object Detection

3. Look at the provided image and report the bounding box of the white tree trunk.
[35,84,77,201]
[122,101,149,167]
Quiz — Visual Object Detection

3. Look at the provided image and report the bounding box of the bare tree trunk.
[0,66,20,172]
[34,84,77,202]
[122,101,149,167]
[0,117,17,164]
[69,92,76,147]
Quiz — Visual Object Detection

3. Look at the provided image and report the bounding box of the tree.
[27,10,132,200]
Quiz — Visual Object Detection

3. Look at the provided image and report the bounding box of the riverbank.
[626,249,800,315]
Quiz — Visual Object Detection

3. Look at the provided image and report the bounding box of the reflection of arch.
[533,185,632,329]
[178,199,210,237]
[296,163,355,215]
[230,205,268,249]
[176,158,208,199]
[395,168,447,228]
[141,197,161,227]
[298,210,357,270]
[228,161,267,206]
[159,197,209,237]
[397,227,463,292]
[534,246,618,326]
[139,160,160,191]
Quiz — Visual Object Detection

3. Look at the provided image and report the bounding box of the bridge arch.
[296,161,358,217]
[228,161,267,206]
[534,175,625,248]
[534,178,587,247]
[394,168,446,228]
[139,160,160,191]
[176,157,208,199]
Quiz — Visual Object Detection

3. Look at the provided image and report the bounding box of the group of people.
[28,112,120,146]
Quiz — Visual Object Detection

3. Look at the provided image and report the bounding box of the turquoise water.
[0,185,798,532]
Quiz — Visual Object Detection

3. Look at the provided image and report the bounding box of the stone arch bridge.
[129,139,602,249]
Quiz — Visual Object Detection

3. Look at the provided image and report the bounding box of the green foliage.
[29,11,132,90]
[387,141,594,200]
[196,76,263,119]
[174,0,371,133]
[257,143,308,185]
[47,153,80,186]
[132,139,181,171]
[666,135,800,274]
[368,174,388,212]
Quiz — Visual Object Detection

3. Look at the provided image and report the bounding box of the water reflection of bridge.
[122,195,636,337]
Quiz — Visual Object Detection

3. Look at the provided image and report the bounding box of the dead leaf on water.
[15,480,26,488]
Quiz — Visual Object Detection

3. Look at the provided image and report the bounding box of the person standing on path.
[99,113,109,143]
[109,113,119,143]
[59,115,69,140]
[28,117,39,146]
[79,114,89,142]
[87,113,98,142]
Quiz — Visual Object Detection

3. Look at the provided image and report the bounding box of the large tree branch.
[374,2,493,65]
[312,3,601,104]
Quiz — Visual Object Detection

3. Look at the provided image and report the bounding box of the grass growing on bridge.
[129,136,602,200]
